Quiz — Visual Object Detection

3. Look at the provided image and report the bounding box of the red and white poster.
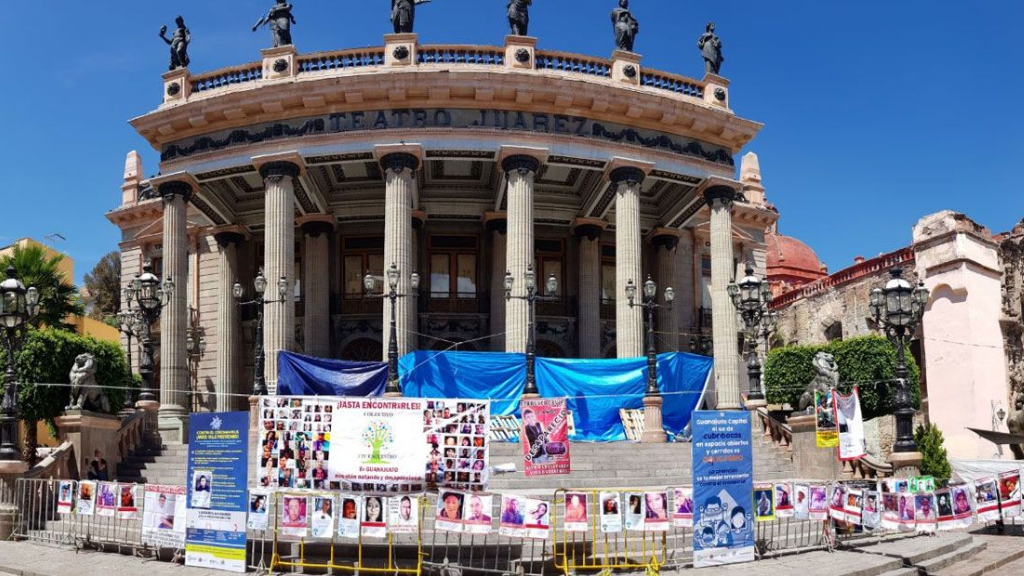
[835,388,866,461]
[998,470,1021,519]
[975,477,1001,522]
[936,485,973,531]
[520,398,570,477]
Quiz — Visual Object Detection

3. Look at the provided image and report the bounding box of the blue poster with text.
[691,411,754,568]
[185,412,250,573]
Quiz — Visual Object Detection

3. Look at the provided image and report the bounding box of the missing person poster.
[57,481,74,515]
[436,491,466,533]
[624,492,645,531]
[388,494,419,534]
[753,485,775,522]
[425,398,491,491]
[77,481,96,516]
[281,494,309,537]
[142,484,187,548]
[337,495,361,538]
[915,494,937,533]
[836,388,866,461]
[815,390,838,448]
[498,494,526,537]
[643,491,670,532]
[310,495,335,539]
[247,491,270,531]
[692,411,754,568]
[462,493,494,535]
[520,397,571,477]
[808,485,828,521]
[361,495,387,538]
[975,477,1001,522]
[936,485,973,531]
[96,482,118,517]
[563,492,589,532]
[863,489,881,530]
[185,412,250,573]
[599,492,622,533]
[844,489,862,525]
[998,470,1021,518]
[828,484,846,522]
[118,485,142,520]
[793,484,810,520]
[672,487,694,527]
[523,498,551,539]
[775,483,794,518]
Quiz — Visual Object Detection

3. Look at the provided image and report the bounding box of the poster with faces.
[462,493,494,535]
[280,495,309,537]
[792,484,810,521]
[672,487,694,528]
[258,397,334,491]
[310,495,336,539]
[337,495,361,539]
[563,492,589,532]
[425,399,491,492]
[361,496,387,538]
[77,481,96,516]
[96,482,118,517]
[388,495,418,534]
[247,491,270,531]
[57,481,75,515]
[600,492,622,533]
[624,492,645,531]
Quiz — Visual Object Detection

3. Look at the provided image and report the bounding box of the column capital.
[604,157,655,188]
[484,211,508,234]
[297,214,336,238]
[253,151,306,179]
[498,145,548,175]
[648,227,684,251]
[151,172,199,204]
[412,210,427,230]
[703,184,740,207]
[571,217,607,241]
[375,144,424,174]
[212,224,251,248]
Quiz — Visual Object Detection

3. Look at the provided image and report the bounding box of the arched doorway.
[340,338,383,362]
[536,340,566,359]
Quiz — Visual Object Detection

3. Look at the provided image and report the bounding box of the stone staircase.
[115,443,188,485]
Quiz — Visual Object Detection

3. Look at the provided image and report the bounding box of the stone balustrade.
[161,36,713,109]
[771,247,916,309]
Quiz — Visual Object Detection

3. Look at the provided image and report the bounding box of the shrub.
[763,335,920,421]
[915,423,952,482]
[0,329,134,461]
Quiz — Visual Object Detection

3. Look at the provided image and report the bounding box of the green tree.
[915,423,952,483]
[0,329,133,463]
[83,252,121,323]
[0,244,84,331]
[763,335,920,420]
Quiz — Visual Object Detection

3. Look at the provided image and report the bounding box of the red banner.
[521,398,571,477]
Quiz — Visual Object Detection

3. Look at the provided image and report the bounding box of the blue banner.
[278,352,388,396]
[185,412,250,573]
[691,411,754,568]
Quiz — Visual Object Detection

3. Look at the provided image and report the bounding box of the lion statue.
[68,353,111,414]
[1007,390,1024,460]
[797,352,839,412]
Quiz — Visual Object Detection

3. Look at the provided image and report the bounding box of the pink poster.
[521,398,571,477]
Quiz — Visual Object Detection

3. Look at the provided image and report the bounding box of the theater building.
[107,34,777,438]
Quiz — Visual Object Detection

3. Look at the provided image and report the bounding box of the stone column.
[380,151,420,359]
[503,153,544,353]
[612,167,645,358]
[652,230,681,352]
[157,179,192,441]
[258,160,302,392]
[213,228,245,412]
[705,185,741,410]
[574,219,605,358]
[299,215,335,359]
[676,230,696,342]
[485,213,508,351]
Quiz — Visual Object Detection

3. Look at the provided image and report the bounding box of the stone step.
[916,539,987,574]
[932,534,1024,576]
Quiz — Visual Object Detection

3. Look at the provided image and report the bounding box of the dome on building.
[766,231,827,294]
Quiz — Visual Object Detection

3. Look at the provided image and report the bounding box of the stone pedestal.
[746,398,768,411]
[641,396,667,443]
[702,73,730,109]
[261,45,298,80]
[504,35,537,70]
[789,414,841,481]
[889,452,923,478]
[162,68,191,105]
[0,460,28,540]
[385,33,418,66]
[55,411,123,480]
[611,50,642,86]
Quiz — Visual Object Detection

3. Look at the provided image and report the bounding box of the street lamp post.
[727,264,777,407]
[870,267,929,453]
[234,268,288,397]
[626,275,675,396]
[123,260,173,405]
[0,266,39,462]
[116,308,143,405]
[364,263,420,396]
[504,264,558,397]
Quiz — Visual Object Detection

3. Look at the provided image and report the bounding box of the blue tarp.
[277,350,713,442]
[277,352,388,396]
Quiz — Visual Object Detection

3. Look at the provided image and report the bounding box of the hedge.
[763,335,920,421]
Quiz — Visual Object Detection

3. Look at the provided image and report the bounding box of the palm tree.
[0,244,84,331]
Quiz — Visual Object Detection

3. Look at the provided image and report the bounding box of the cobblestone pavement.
[0,541,225,576]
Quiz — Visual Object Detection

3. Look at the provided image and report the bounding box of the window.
[342,236,385,297]
[428,236,479,299]
[600,245,616,303]
[536,239,564,297]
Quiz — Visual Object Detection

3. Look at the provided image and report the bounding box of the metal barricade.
[423,493,552,576]
[552,489,667,576]
[268,491,426,575]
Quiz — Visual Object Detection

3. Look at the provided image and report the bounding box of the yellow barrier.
[552,488,667,576]
[268,492,426,575]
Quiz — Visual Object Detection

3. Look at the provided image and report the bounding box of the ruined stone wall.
[999,221,1024,455]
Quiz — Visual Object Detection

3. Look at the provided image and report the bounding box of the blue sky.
[1,1,1022,284]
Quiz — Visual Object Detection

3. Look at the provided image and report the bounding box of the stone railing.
[24,442,78,481]
[842,455,893,479]
[189,61,263,94]
[160,35,719,110]
[297,47,387,73]
[772,247,916,309]
[116,409,148,464]
[754,407,793,453]
[418,45,505,66]
[534,49,612,78]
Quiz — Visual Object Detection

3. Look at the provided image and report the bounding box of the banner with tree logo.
[332,398,428,485]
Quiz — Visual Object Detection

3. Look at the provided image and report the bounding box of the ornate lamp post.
[0,266,39,463]
[123,260,173,404]
[364,263,420,396]
[689,333,713,357]
[870,267,929,453]
[727,264,776,406]
[504,264,558,397]
[234,268,288,397]
[116,307,144,405]
[186,308,207,412]
[626,275,674,396]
